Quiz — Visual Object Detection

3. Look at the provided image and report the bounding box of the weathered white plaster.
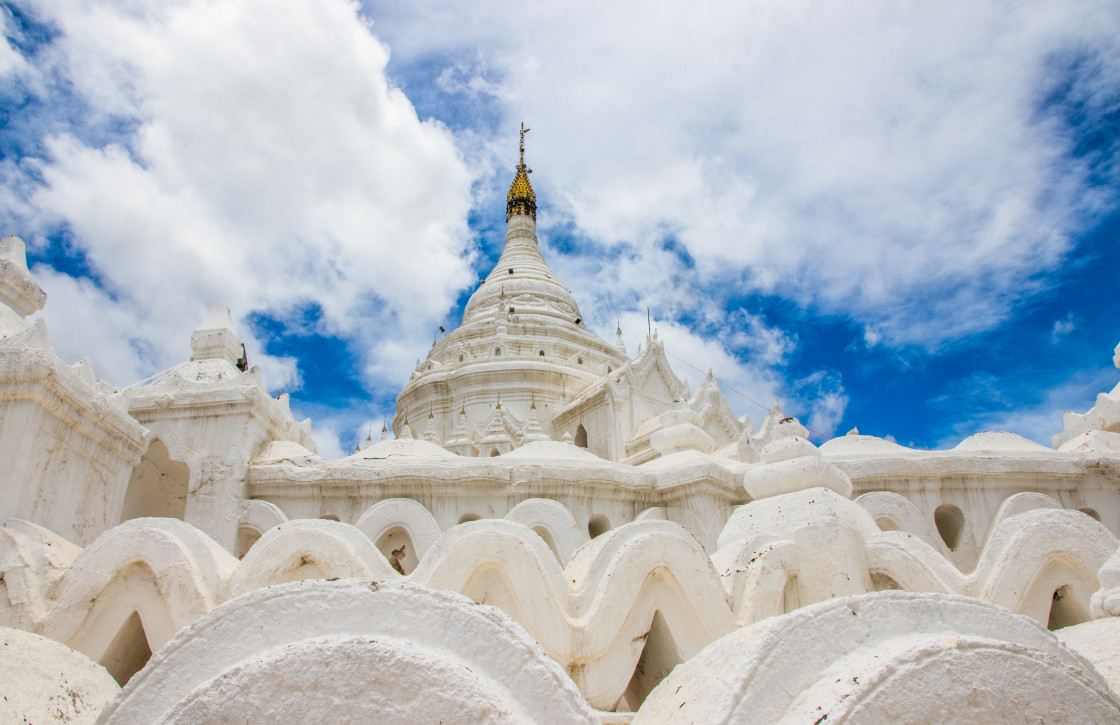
[0,237,150,544]
[99,579,597,724]
[0,625,119,724]
[1056,617,1120,696]
[633,592,1120,724]
[505,497,588,563]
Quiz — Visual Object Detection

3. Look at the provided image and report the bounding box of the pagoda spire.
[506,122,537,222]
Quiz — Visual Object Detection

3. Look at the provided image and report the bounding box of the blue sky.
[1,0,1118,457]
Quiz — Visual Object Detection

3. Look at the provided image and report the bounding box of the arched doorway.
[120,439,190,523]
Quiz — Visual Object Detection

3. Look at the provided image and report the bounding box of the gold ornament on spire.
[506,122,537,222]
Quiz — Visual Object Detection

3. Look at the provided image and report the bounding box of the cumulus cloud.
[0,8,26,78]
[1050,313,1076,344]
[791,369,850,438]
[6,0,475,397]
[367,0,1120,350]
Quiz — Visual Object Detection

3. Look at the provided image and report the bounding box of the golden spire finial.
[519,122,530,167]
[507,122,536,221]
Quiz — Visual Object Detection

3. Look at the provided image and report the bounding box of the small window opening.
[509,307,515,314]
[875,517,900,532]
[588,514,610,538]
[458,354,465,363]
[1079,507,1101,521]
[458,513,481,524]
[539,350,545,357]
[574,424,588,448]
[494,347,502,357]
[508,268,514,274]
[490,448,500,457]
[934,504,965,551]
[577,356,584,365]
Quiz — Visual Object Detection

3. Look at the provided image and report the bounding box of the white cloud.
[1050,313,1076,344]
[8,0,475,393]
[365,0,1120,351]
[0,8,27,78]
[941,367,1120,447]
[791,369,850,438]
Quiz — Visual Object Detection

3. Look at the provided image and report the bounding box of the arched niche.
[120,439,190,523]
[574,424,588,449]
[101,610,153,686]
[934,503,965,551]
[1048,585,1091,631]
[236,527,262,559]
[375,526,420,575]
[618,611,682,711]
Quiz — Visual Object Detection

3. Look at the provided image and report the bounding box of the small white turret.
[0,235,47,337]
[190,305,246,369]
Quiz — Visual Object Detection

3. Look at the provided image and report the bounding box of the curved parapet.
[710,535,802,626]
[416,519,570,656]
[228,519,398,597]
[717,488,878,607]
[982,492,1062,546]
[864,530,965,595]
[564,520,735,710]
[416,518,735,710]
[238,499,288,537]
[0,519,82,630]
[235,499,289,558]
[633,591,1120,724]
[355,498,442,574]
[970,508,1118,627]
[98,580,597,724]
[865,507,1118,628]
[42,518,237,664]
[505,498,587,564]
[854,491,944,553]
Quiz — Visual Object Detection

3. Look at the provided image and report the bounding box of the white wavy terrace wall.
[2,488,1118,708]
